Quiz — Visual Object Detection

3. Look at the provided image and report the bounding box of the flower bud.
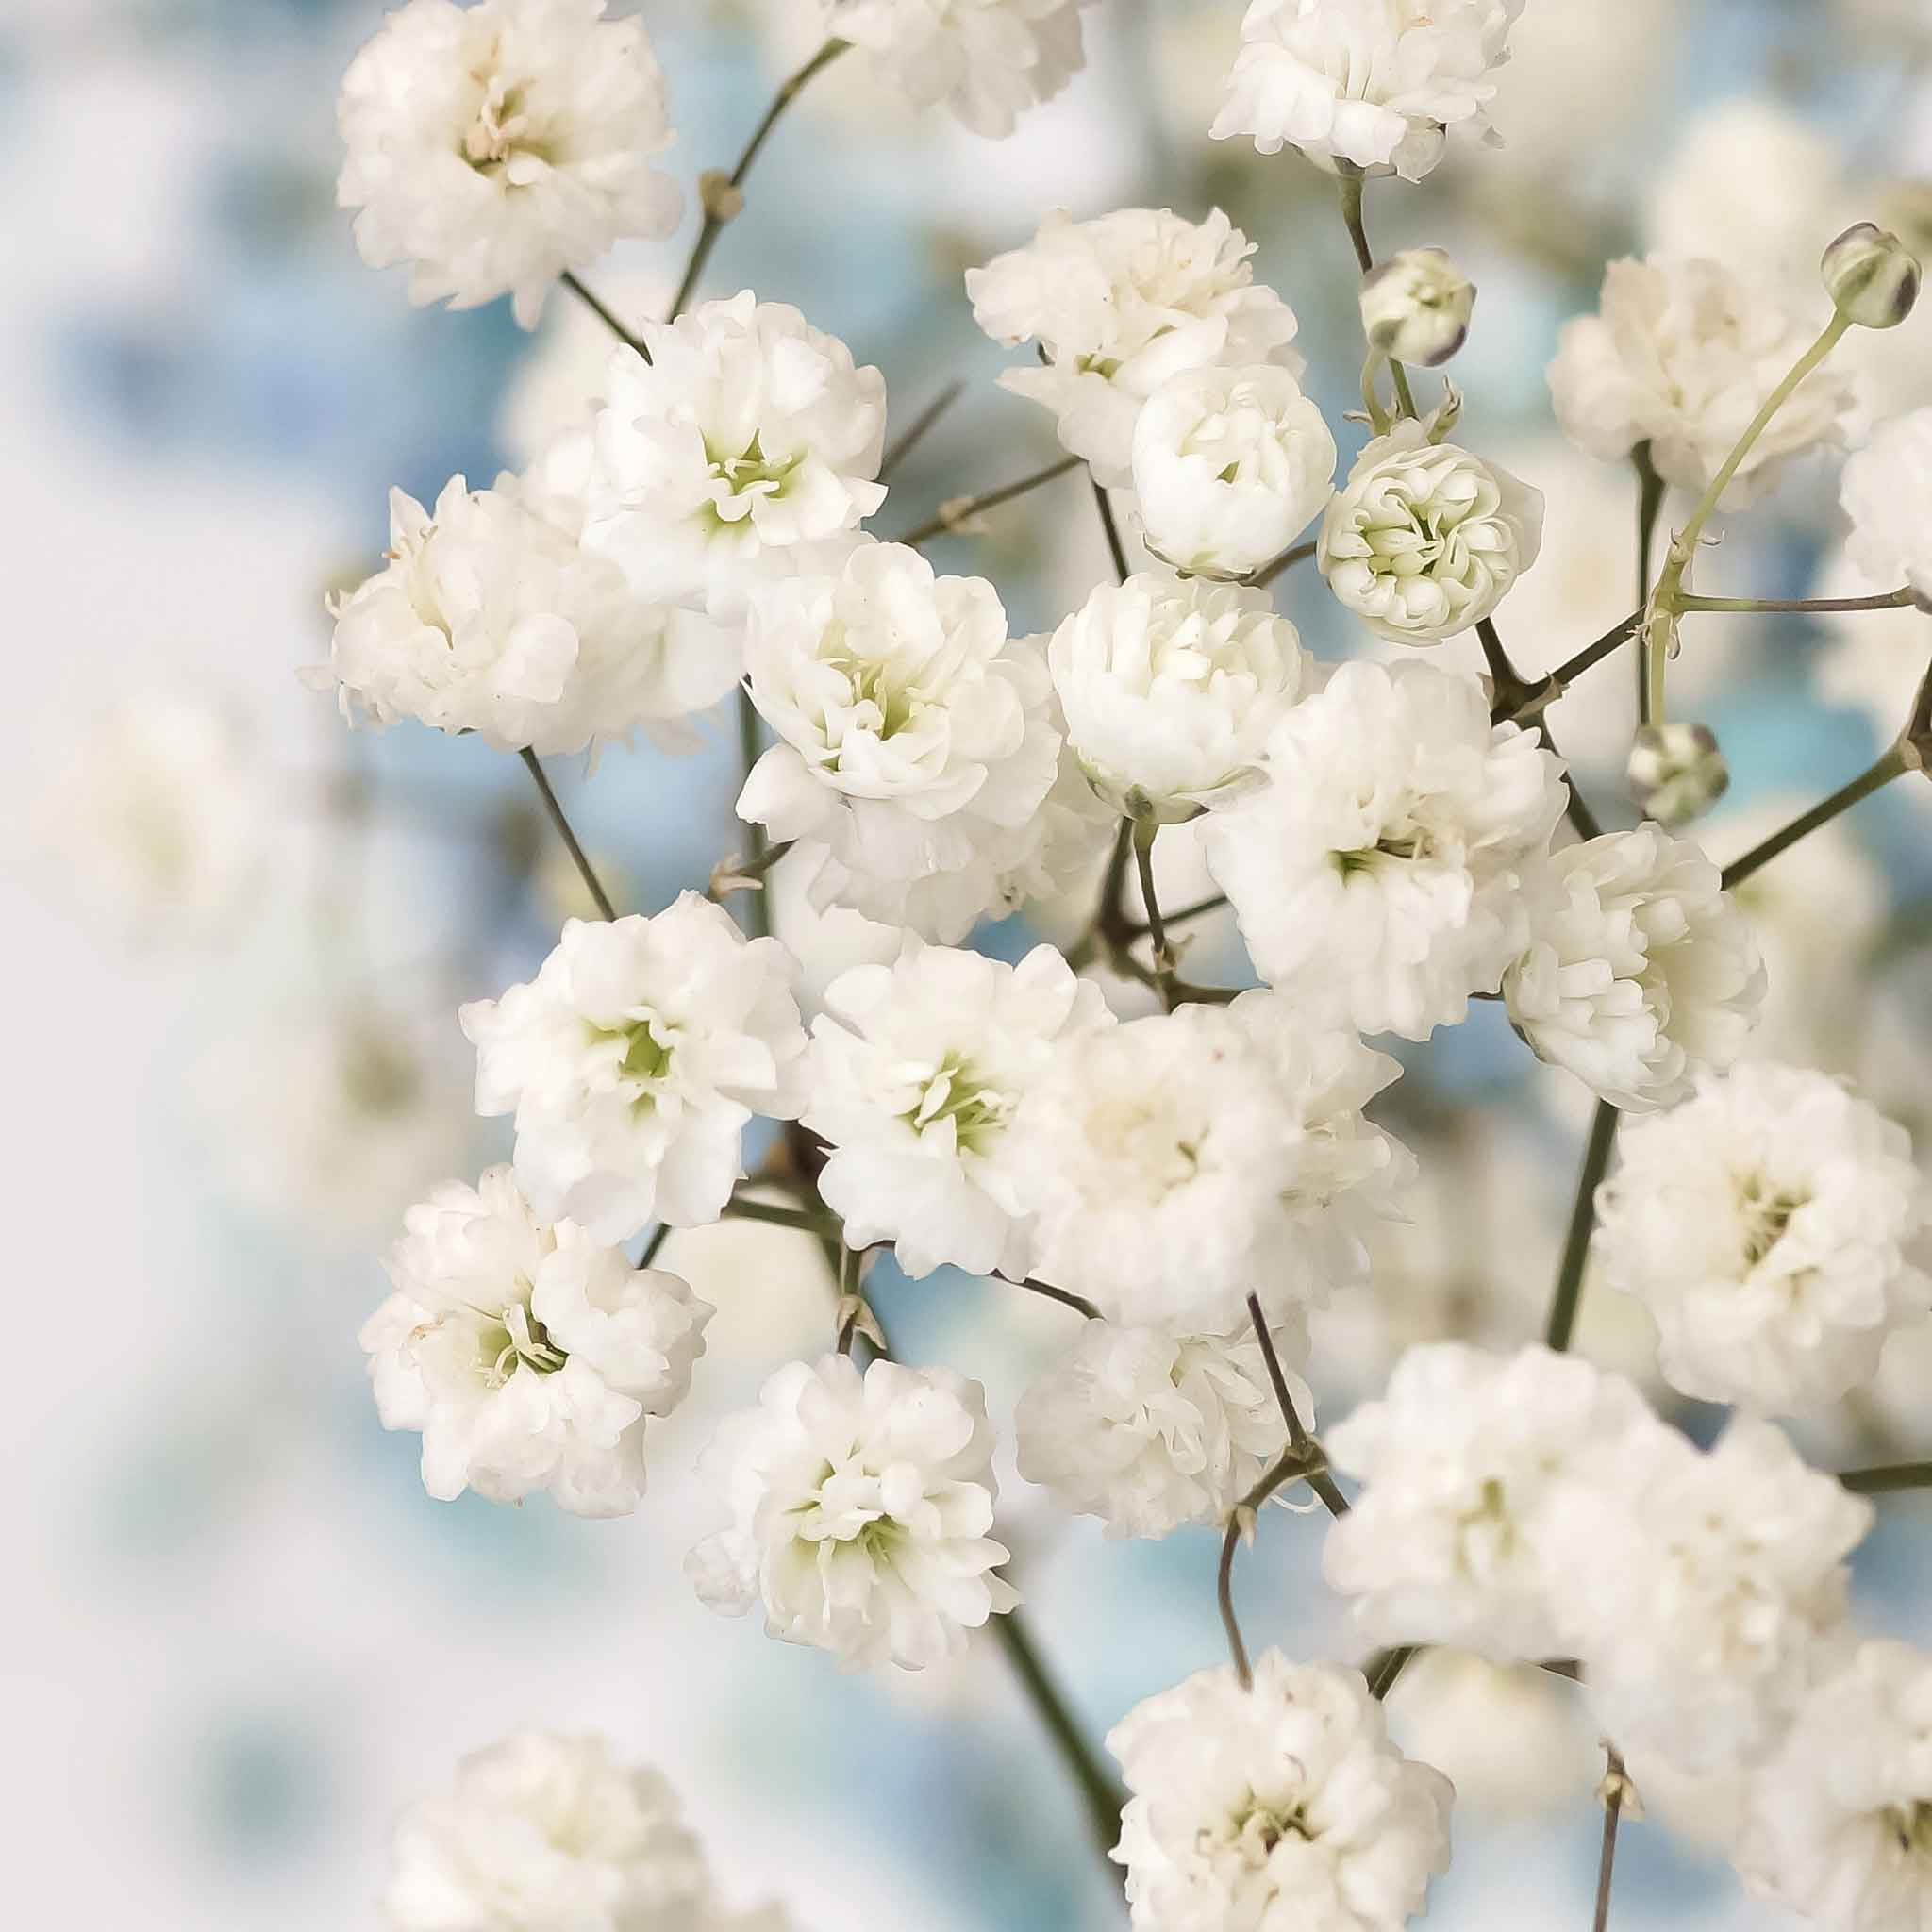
[1822,224,1921,330]
[1626,722,1729,826]
[1359,248,1476,367]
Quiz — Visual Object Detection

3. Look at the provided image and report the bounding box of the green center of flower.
[825,636,919,741]
[1220,1791,1313,1867]
[1737,1173,1806,1269]
[907,1056,1012,1155]
[707,430,801,503]
[477,1300,565,1387]
[1889,1802,1932,1855]
[1335,832,1428,877]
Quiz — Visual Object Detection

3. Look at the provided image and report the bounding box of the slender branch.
[1542,718,1604,842]
[1722,745,1907,891]
[668,41,851,322]
[735,687,772,939]
[518,749,618,920]
[1091,475,1130,583]
[1248,539,1318,589]
[1546,1100,1620,1351]
[1017,1277,1103,1321]
[1634,444,1665,724]
[1336,168,1417,417]
[1127,889,1226,936]
[1247,1292,1310,1456]
[834,1241,863,1356]
[1130,818,1176,1009]
[1593,1749,1629,1932]
[1480,620,1603,841]
[891,453,1083,546]
[1365,1646,1418,1701]
[560,272,648,358]
[638,1224,672,1269]
[1476,617,1539,721]
[879,378,966,479]
[724,1192,839,1236]
[1531,612,1644,713]
[1839,1461,1932,1495]
[1217,1453,1322,1690]
[1677,589,1918,614]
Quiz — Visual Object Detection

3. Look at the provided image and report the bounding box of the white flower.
[687,1354,1018,1672]
[736,541,1065,941]
[1563,1416,1871,1774]
[361,1166,711,1517]
[1203,660,1568,1041]
[1503,825,1767,1111]
[1595,1063,1930,1412]
[967,206,1304,486]
[337,0,681,329]
[1842,407,1932,608]
[1016,1318,1313,1540]
[383,1730,713,1930]
[1132,365,1340,579]
[1318,423,1543,643]
[458,893,808,1242]
[822,0,1091,137]
[1047,573,1307,818]
[804,939,1114,1279]
[1108,1652,1454,1932]
[1210,0,1526,184]
[584,294,887,615]
[1735,1641,1932,1931]
[1007,991,1414,1333]
[1323,1342,1664,1661]
[1549,257,1863,503]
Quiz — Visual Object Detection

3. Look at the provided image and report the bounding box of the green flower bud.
[1359,248,1476,368]
[1626,722,1730,827]
[1822,223,1922,330]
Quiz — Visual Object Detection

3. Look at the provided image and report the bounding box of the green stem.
[1337,169,1416,417]
[1091,475,1130,583]
[1593,1749,1629,1932]
[1248,539,1318,588]
[891,454,1083,546]
[1130,818,1174,1008]
[1546,1100,1620,1352]
[878,378,966,479]
[736,687,772,939]
[1722,745,1907,891]
[1634,444,1665,724]
[1677,590,1916,614]
[724,1193,839,1237]
[1839,1461,1932,1495]
[1017,1277,1103,1321]
[560,272,648,358]
[518,749,617,921]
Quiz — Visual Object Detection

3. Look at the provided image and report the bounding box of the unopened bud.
[1627,722,1729,826]
[1359,248,1476,367]
[1823,223,1921,330]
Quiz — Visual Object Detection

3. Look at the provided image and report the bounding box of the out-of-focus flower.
[1204,660,1567,1040]
[1359,248,1476,367]
[337,0,681,327]
[1211,0,1525,183]
[1549,257,1862,504]
[1842,408,1932,608]
[1108,1652,1454,1931]
[1504,826,1766,1111]
[1131,365,1338,579]
[688,1354,1017,1672]
[1624,720,1730,826]
[967,206,1303,487]
[458,895,808,1242]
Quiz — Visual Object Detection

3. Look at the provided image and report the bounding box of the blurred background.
[8,1,1932,1925]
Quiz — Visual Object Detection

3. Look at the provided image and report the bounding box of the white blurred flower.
[1108,1652,1454,1932]
[805,938,1113,1278]
[1210,0,1525,183]
[736,541,1067,941]
[1595,1063,1929,1413]
[1319,424,1542,644]
[966,206,1303,486]
[1016,1318,1311,1540]
[1843,408,1932,608]
[1047,573,1307,818]
[584,293,886,615]
[1008,991,1414,1333]
[1359,248,1476,368]
[1203,660,1567,1040]
[458,894,808,1242]
[1549,257,1862,504]
[383,1730,712,1930]
[361,1166,710,1516]
[1324,1342,1663,1661]
[820,0,1091,137]
[1565,1416,1871,1774]
[688,1353,1017,1672]
[1131,365,1339,579]
[1736,1641,1932,1932]
[337,0,681,328]
[1505,826,1766,1111]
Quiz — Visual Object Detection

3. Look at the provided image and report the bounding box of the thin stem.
[668,40,851,321]
[1593,1749,1628,1932]
[1365,1646,1417,1701]
[518,749,617,920]
[1546,1100,1620,1352]
[560,272,648,358]
[835,1241,862,1356]
[891,454,1083,546]
[1126,890,1226,937]
[1476,617,1538,720]
[1524,612,1644,716]
[1337,170,1417,417]
[1091,475,1130,583]
[1722,745,1907,891]
[1248,539,1318,589]
[991,1611,1126,1874]
[724,1193,839,1237]
[1017,1277,1103,1321]
[1541,719,1604,842]
[1634,444,1665,724]
[1131,818,1174,1009]
[638,1224,672,1269]
[735,687,772,939]
[1217,1453,1330,1689]
[1677,589,1917,614]
[1247,1292,1310,1457]
[1839,1461,1932,1494]
[879,378,966,479]
[1481,620,1603,841]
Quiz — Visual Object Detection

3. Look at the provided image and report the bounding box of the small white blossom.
[337,0,681,328]
[1007,991,1414,1333]
[1016,1318,1312,1540]
[585,294,886,615]
[1842,407,1932,609]
[458,894,808,1242]
[1736,1641,1932,1932]
[1047,573,1308,818]
[361,1167,711,1516]
[1211,0,1526,183]
[1324,1342,1663,1661]
[1108,1652,1454,1932]
[1359,248,1477,368]
[805,939,1113,1279]
[1504,825,1767,1111]
[688,1354,1018,1672]
[821,0,1091,137]
[1132,365,1340,579]
[1595,1063,1929,1412]
[967,206,1304,486]
[1318,424,1543,643]
[1549,257,1863,503]
[1203,660,1568,1040]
